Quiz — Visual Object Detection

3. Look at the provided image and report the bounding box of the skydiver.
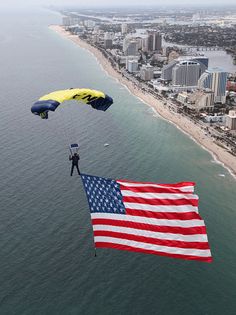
[69,153,80,176]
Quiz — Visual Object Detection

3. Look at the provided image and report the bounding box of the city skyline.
[1,0,236,8]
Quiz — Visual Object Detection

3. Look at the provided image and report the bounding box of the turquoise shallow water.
[0,8,236,315]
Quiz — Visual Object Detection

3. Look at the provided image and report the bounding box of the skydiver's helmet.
[39,111,49,119]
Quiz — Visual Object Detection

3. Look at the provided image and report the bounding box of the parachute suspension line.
[56,103,80,149]
[67,103,77,141]
[56,107,71,146]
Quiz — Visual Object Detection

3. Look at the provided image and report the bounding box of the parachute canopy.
[31,88,113,119]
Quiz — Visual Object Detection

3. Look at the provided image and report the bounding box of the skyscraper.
[140,64,154,81]
[198,68,227,104]
[172,61,201,87]
[124,40,139,56]
[127,60,139,73]
[147,31,162,52]
[121,23,128,35]
[161,60,178,81]
[161,56,208,82]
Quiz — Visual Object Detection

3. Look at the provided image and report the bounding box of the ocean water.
[0,8,236,315]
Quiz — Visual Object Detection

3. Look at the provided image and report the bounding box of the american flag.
[81,174,212,262]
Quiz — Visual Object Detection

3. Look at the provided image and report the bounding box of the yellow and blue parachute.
[31,88,113,119]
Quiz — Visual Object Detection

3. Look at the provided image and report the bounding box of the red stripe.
[118,180,195,187]
[126,209,202,220]
[119,185,193,194]
[123,196,199,206]
[95,242,212,263]
[92,218,207,235]
[94,231,210,249]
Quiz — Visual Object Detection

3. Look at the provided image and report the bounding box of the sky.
[0,0,236,8]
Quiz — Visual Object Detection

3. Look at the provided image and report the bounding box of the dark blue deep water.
[0,7,235,315]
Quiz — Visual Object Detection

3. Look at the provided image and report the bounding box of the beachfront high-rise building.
[126,56,139,68]
[127,60,139,73]
[62,16,71,27]
[124,40,139,56]
[147,31,162,52]
[62,16,80,27]
[225,110,236,130]
[123,36,130,52]
[172,61,201,87]
[198,68,227,104]
[142,37,149,52]
[135,37,143,50]
[123,37,138,55]
[161,56,208,82]
[104,32,113,49]
[161,60,177,81]
[93,26,100,34]
[121,23,128,34]
[104,39,113,49]
[84,20,96,28]
[140,64,154,81]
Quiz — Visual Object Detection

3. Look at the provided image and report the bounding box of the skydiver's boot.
[70,165,74,176]
[76,165,80,175]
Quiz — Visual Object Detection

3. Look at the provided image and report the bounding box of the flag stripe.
[126,209,202,220]
[124,202,199,213]
[93,224,209,242]
[121,190,199,199]
[91,213,205,227]
[123,196,199,206]
[118,184,194,194]
[117,180,195,189]
[94,236,211,258]
[92,219,207,235]
[94,231,210,249]
[95,242,212,262]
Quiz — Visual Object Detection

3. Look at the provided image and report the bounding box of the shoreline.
[50,25,236,179]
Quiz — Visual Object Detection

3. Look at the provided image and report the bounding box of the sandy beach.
[50,25,236,178]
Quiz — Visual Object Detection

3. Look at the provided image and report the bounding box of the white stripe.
[117,181,194,192]
[94,236,211,257]
[124,202,199,213]
[121,190,199,200]
[91,213,204,227]
[93,225,209,242]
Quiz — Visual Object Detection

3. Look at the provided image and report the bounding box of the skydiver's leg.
[71,164,74,176]
[76,164,80,175]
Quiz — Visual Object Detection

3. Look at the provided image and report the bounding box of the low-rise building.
[204,114,226,123]
[177,92,188,104]
[188,89,214,111]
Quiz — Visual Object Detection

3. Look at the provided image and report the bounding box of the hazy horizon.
[1,0,236,9]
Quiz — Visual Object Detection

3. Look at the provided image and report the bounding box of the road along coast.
[50,25,236,178]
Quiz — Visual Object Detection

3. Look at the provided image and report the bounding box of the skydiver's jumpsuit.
[69,154,80,176]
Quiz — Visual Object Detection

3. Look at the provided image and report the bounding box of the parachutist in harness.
[69,153,80,176]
